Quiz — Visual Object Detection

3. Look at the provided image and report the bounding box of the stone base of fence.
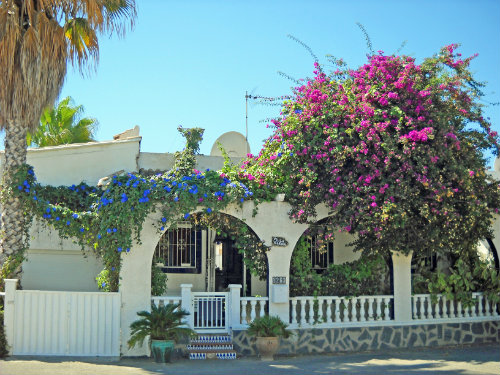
[232,319,500,357]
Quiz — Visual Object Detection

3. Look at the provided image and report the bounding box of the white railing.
[151,296,181,307]
[240,297,268,325]
[412,292,500,320]
[192,292,228,331]
[289,295,393,326]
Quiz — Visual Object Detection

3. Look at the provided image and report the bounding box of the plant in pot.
[128,303,195,363]
[247,315,293,361]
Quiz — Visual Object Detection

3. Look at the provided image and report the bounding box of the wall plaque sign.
[272,276,286,285]
[272,236,288,247]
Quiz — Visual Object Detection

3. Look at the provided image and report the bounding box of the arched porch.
[119,199,311,356]
[118,202,500,357]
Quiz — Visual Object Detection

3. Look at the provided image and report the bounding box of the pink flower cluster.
[401,127,434,142]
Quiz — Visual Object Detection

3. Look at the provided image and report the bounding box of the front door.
[212,238,251,295]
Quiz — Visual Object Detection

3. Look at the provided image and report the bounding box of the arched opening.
[482,238,499,271]
[289,218,391,297]
[412,238,499,294]
[152,212,268,297]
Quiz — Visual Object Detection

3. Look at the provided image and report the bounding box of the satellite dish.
[210,131,250,158]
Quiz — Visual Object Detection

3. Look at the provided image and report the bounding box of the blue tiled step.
[187,344,234,350]
[189,352,236,360]
[190,334,232,344]
[188,334,237,360]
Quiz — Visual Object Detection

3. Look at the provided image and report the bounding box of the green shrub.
[247,315,292,338]
[151,259,167,296]
[290,237,389,297]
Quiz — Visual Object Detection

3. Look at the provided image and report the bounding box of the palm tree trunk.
[0,119,28,281]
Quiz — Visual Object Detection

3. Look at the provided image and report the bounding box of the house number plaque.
[272,276,286,284]
[272,236,288,247]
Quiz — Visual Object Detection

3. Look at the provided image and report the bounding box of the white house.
[1,127,499,358]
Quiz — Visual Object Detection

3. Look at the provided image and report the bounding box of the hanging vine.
[10,127,260,291]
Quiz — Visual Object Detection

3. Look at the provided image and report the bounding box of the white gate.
[12,290,121,356]
[192,292,228,332]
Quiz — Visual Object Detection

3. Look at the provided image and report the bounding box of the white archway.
[119,200,313,356]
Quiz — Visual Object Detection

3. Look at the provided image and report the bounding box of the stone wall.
[233,320,500,356]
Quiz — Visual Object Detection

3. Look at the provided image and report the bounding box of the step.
[189,351,237,360]
[187,343,234,350]
[190,334,232,344]
[188,334,237,360]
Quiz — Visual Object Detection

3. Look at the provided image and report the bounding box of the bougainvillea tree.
[241,45,500,264]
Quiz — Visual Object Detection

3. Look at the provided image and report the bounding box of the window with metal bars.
[154,223,202,273]
[307,235,334,272]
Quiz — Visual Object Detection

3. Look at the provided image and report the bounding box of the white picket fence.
[12,289,121,356]
[412,292,500,321]
[289,295,393,327]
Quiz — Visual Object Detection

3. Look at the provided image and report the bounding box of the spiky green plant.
[247,315,293,338]
[127,303,195,348]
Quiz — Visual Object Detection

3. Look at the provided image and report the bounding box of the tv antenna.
[245,91,292,140]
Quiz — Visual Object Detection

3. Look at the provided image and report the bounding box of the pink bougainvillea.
[239,45,500,257]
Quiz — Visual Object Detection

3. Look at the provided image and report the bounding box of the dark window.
[307,235,334,272]
[155,224,202,273]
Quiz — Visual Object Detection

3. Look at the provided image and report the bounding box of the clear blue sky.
[6,0,500,165]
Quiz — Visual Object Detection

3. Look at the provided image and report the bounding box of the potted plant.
[247,315,293,361]
[128,302,195,363]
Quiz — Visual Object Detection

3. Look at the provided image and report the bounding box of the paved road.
[1,344,499,375]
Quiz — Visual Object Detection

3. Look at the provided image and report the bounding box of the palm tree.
[0,1,136,280]
[28,96,98,147]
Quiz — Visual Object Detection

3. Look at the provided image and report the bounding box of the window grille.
[307,235,334,271]
[155,223,201,269]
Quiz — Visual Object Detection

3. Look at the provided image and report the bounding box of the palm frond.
[128,303,195,349]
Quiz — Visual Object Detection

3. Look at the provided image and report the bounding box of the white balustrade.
[359,297,366,322]
[151,296,181,308]
[289,295,394,326]
[250,300,257,321]
[240,297,269,325]
[334,298,341,322]
[300,299,307,325]
[383,297,391,321]
[412,292,499,321]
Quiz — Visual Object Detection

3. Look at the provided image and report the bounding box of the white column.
[233,200,310,325]
[4,279,18,355]
[228,284,242,329]
[180,283,193,328]
[120,247,152,357]
[391,250,413,322]
[266,247,292,323]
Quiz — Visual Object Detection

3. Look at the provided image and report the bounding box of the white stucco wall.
[0,137,141,186]
[22,250,103,291]
[250,274,267,296]
[334,231,361,264]
[138,152,242,172]
[21,220,101,291]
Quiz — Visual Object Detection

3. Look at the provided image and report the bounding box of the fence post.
[391,251,413,322]
[228,284,242,330]
[4,279,18,355]
[180,284,193,328]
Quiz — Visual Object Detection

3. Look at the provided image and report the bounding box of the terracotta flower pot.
[255,336,279,361]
